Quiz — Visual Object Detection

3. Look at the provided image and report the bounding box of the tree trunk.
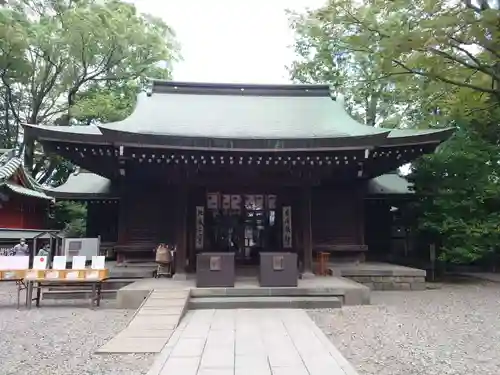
[24,136,35,174]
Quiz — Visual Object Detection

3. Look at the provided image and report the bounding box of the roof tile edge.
[149,79,333,97]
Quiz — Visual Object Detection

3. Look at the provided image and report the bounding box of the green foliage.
[71,65,172,125]
[288,0,500,129]
[290,0,500,264]
[51,200,87,238]
[408,129,500,263]
[288,4,453,128]
[0,0,179,181]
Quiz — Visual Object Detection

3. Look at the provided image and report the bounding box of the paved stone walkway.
[96,289,189,354]
[147,309,358,375]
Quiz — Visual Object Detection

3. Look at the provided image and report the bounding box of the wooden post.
[302,186,314,277]
[174,186,188,279]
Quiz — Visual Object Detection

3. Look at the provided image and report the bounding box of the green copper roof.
[367,174,413,195]
[46,171,116,199]
[23,80,454,150]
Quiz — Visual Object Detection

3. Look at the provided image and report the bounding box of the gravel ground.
[310,280,500,375]
[0,283,154,375]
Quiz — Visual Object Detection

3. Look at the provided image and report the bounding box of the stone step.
[42,289,118,300]
[190,287,344,298]
[189,296,342,309]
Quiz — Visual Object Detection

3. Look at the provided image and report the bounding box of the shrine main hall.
[24,80,453,278]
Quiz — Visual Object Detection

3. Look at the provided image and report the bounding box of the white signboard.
[63,238,99,261]
[91,256,105,270]
[195,206,205,250]
[0,256,29,270]
[282,206,292,249]
[33,256,48,270]
[72,256,86,269]
[52,256,67,270]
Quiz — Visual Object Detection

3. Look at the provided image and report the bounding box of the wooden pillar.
[357,184,367,262]
[174,186,188,279]
[302,186,314,277]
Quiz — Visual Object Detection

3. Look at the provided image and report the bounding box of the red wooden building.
[0,152,54,229]
[25,81,453,278]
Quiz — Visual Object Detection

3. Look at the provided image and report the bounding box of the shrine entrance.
[202,193,280,267]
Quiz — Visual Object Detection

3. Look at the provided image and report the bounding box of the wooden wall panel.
[0,195,46,229]
[311,185,365,248]
[86,202,119,242]
[117,182,177,246]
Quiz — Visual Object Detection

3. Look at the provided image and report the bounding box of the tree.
[293,0,500,135]
[408,128,500,264]
[0,0,179,182]
[71,66,172,125]
[51,200,87,238]
[289,0,500,264]
[287,5,453,129]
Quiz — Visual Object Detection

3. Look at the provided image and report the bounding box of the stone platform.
[116,276,370,310]
[329,262,426,290]
[107,261,426,290]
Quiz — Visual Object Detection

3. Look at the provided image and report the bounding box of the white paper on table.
[85,271,99,279]
[45,270,60,279]
[25,270,39,279]
[0,256,29,270]
[72,256,86,269]
[33,256,48,270]
[65,271,80,279]
[91,256,105,270]
[52,256,67,270]
[3,271,18,279]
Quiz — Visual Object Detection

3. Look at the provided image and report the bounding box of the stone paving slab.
[146,309,359,375]
[96,336,169,354]
[96,289,189,354]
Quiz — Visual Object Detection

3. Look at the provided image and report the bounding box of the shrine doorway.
[203,193,279,267]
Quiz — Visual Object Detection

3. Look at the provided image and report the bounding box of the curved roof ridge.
[149,79,332,97]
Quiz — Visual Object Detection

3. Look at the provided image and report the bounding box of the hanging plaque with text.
[195,206,205,250]
[282,206,292,248]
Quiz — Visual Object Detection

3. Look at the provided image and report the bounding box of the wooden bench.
[23,279,106,309]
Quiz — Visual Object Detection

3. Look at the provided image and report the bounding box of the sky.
[130,0,326,83]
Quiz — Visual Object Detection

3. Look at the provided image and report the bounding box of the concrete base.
[329,262,427,291]
[173,273,187,281]
[196,253,235,288]
[301,271,315,279]
[259,252,298,287]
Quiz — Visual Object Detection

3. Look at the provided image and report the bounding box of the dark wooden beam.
[302,186,313,276]
[174,185,188,279]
